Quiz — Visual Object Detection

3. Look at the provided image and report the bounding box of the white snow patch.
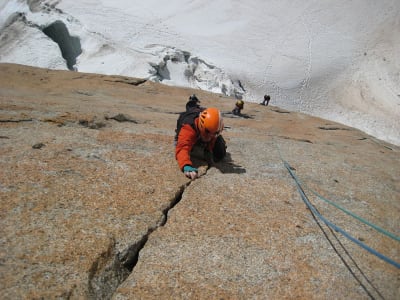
[0,0,399,145]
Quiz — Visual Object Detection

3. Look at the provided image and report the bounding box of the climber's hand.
[183,165,198,180]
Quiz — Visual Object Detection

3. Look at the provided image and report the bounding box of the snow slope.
[0,0,399,144]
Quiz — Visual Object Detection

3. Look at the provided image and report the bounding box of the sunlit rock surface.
[0,63,399,299]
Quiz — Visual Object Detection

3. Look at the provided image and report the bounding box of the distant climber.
[186,94,202,111]
[232,99,244,116]
[260,94,270,106]
[175,107,226,180]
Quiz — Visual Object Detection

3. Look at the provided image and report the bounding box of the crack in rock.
[88,237,130,300]
[120,183,190,271]
[87,182,191,299]
[318,126,351,131]
[0,118,33,123]
[103,78,147,86]
[105,113,138,123]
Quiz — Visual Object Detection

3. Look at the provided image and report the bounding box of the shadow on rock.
[214,153,246,174]
[192,152,246,175]
[222,112,255,119]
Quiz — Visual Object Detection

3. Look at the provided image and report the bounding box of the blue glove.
[183,165,198,179]
[183,165,198,173]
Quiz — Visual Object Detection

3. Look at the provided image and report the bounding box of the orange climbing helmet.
[198,107,224,137]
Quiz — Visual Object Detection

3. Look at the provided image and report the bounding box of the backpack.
[174,107,204,143]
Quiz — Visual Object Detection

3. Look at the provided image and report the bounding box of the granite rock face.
[0,63,399,299]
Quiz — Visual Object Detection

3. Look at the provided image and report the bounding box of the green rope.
[273,138,400,242]
[302,181,400,242]
[284,161,400,269]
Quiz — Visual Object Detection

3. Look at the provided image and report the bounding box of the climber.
[175,107,226,180]
[232,99,244,116]
[185,94,202,111]
[260,94,271,106]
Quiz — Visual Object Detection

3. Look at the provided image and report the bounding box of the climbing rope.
[303,181,400,242]
[274,139,400,269]
[284,161,400,269]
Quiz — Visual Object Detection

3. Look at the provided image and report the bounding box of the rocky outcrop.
[0,63,398,299]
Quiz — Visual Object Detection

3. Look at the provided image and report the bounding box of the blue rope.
[284,161,400,269]
[304,182,400,242]
[273,138,400,242]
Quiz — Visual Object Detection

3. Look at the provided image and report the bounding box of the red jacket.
[175,118,217,170]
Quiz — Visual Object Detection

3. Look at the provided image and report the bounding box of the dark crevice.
[42,20,82,70]
[88,237,130,300]
[318,126,351,131]
[238,80,246,92]
[105,113,139,123]
[0,118,33,123]
[120,182,191,272]
[159,183,190,227]
[87,182,191,299]
[103,78,147,86]
[270,108,290,114]
[277,135,313,143]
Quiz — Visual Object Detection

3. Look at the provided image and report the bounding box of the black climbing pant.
[213,135,227,162]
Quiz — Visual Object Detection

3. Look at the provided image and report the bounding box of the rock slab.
[0,64,399,299]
